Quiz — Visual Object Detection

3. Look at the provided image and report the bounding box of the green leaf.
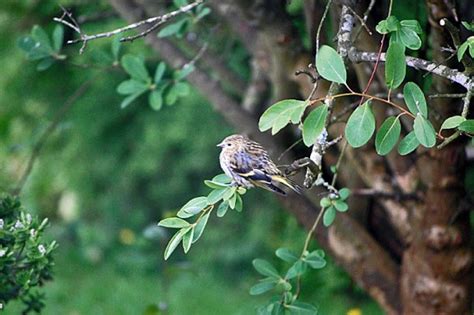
[165,85,179,105]
[398,131,419,155]
[338,188,350,200]
[252,259,280,279]
[154,62,166,83]
[177,197,209,218]
[207,188,229,204]
[285,302,318,314]
[385,42,406,89]
[440,116,466,130]
[204,180,229,189]
[117,79,148,95]
[196,6,211,20]
[458,119,474,133]
[158,19,187,38]
[174,64,195,80]
[18,36,36,52]
[173,82,190,96]
[403,82,428,117]
[315,45,347,84]
[216,201,229,217]
[399,26,422,50]
[228,193,237,209]
[323,206,336,227]
[413,114,436,148]
[158,217,190,228]
[275,248,298,263]
[320,197,331,208]
[36,57,54,71]
[333,200,349,212]
[457,41,469,62]
[149,90,163,110]
[286,260,307,279]
[345,101,376,148]
[461,21,474,32]
[120,91,144,109]
[375,116,401,155]
[249,280,277,296]
[302,104,329,146]
[121,54,150,82]
[400,20,422,34]
[52,25,64,52]
[164,227,189,260]
[234,194,243,212]
[182,227,194,253]
[111,37,121,60]
[212,174,232,184]
[258,99,308,135]
[192,212,210,243]
[305,251,326,269]
[31,25,53,53]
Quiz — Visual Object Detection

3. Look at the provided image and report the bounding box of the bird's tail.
[270,175,303,195]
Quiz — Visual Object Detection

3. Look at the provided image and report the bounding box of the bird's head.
[217,134,247,151]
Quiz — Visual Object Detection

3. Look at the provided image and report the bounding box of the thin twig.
[353,0,376,40]
[12,75,99,195]
[315,0,333,53]
[429,93,466,99]
[54,0,203,52]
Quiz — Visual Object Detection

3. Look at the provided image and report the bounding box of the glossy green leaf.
[413,114,436,148]
[192,211,210,243]
[403,82,428,117]
[333,200,349,212]
[400,20,422,34]
[252,259,280,279]
[399,27,422,50]
[52,25,64,52]
[158,19,187,38]
[458,119,474,133]
[275,248,298,263]
[216,200,229,217]
[286,260,307,280]
[258,99,308,135]
[375,116,401,155]
[154,62,166,83]
[285,301,318,314]
[158,217,190,228]
[323,206,336,227]
[111,37,121,60]
[457,41,469,61]
[182,227,194,253]
[204,179,229,189]
[462,21,474,31]
[31,25,53,52]
[173,82,190,96]
[398,131,419,155]
[305,251,326,269]
[120,91,144,109]
[117,79,148,95]
[164,227,189,260]
[234,194,243,212]
[212,174,232,184]
[249,280,277,296]
[121,54,150,82]
[316,45,347,84]
[207,187,229,204]
[440,116,465,130]
[385,42,406,89]
[302,104,329,146]
[165,85,179,105]
[338,188,350,200]
[149,90,163,110]
[174,64,195,80]
[345,101,376,148]
[320,197,331,208]
[177,196,208,218]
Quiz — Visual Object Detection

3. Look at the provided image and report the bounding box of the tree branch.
[349,49,473,90]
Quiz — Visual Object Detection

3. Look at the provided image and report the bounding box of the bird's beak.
[216,142,224,148]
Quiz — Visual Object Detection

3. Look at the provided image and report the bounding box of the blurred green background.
[0,1,382,314]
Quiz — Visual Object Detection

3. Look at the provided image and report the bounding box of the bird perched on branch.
[217,134,302,196]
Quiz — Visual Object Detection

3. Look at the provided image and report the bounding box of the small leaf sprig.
[158,174,245,260]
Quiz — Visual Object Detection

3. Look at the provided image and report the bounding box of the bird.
[217,134,302,196]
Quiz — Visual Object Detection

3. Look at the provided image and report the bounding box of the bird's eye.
[227,143,232,147]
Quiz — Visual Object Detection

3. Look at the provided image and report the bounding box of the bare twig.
[315,0,333,53]
[54,0,204,52]
[353,0,376,40]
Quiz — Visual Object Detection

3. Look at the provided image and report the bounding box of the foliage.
[0,195,57,313]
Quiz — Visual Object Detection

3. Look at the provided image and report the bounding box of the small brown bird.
[217,134,302,195]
